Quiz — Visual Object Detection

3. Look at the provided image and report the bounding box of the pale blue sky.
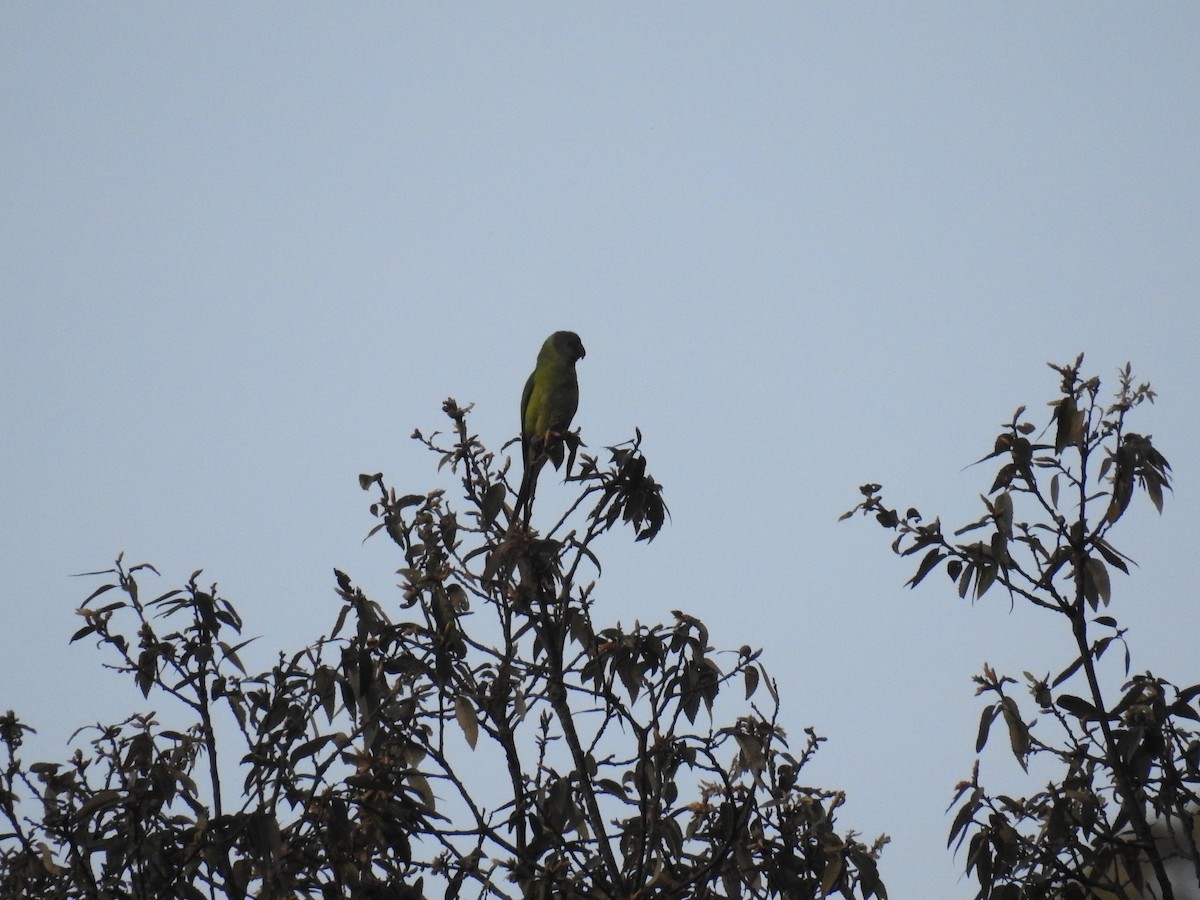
[3,6,1199,896]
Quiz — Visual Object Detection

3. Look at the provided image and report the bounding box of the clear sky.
[3,5,1198,896]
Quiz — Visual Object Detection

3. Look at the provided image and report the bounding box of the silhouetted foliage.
[844,356,1198,900]
[1,399,886,899]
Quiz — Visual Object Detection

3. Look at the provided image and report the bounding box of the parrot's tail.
[511,460,542,528]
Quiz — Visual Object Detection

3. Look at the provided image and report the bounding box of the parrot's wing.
[520,370,536,468]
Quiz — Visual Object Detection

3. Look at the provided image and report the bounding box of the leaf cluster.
[844,356,1197,900]
[1,400,886,899]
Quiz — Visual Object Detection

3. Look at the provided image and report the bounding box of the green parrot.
[514,330,586,521]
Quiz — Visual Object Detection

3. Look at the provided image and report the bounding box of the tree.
[843,356,1198,900]
[0,398,887,899]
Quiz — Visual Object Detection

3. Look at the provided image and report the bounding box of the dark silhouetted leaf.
[480,482,506,529]
[1054,396,1080,454]
[454,694,478,750]
[907,549,945,589]
[1053,655,1085,688]
[744,664,759,700]
[976,703,997,752]
[1057,694,1106,722]
[1000,697,1029,770]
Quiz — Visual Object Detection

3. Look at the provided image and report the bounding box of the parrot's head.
[549,330,586,364]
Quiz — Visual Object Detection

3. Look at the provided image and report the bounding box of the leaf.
[744,665,759,700]
[619,656,643,704]
[217,640,250,675]
[545,776,576,832]
[1094,539,1132,575]
[1170,699,1200,722]
[989,463,1018,494]
[1084,557,1111,608]
[968,829,992,886]
[1106,442,1137,524]
[1000,697,1029,771]
[1175,683,1200,704]
[454,695,478,750]
[856,852,883,899]
[81,583,117,606]
[1054,396,1080,454]
[761,666,779,705]
[820,853,844,896]
[906,549,945,589]
[315,666,338,721]
[957,563,974,599]
[992,492,1013,537]
[1058,694,1106,722]
[947,789,981,849]
[733,731,765,775]
[77,789,121,818]
[289,734,336,766]
[406,772,436,809]
[70,623,98,644]
[136,648,157,698]
[440,512,458,549]
[330,603,351,640]
[37,842,66,876]
[595,778,629,802]
[976,703,997,752]
[990,531,1010,569]
[577,542,603,575]
[975,563,997,600]
[480,547,507,584]
[1052,656,1084,688]
[1145,471,1165,513]
[480,482,506,529]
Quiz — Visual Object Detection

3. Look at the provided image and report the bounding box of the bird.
[513,330,586,523]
